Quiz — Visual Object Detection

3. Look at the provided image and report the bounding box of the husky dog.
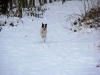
[40,23,47,42]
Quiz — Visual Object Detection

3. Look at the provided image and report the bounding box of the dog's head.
[42,23,47,31]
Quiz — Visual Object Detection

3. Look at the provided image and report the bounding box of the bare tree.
[83,0,86,15]
[97,0,100,6]
[1,0,9,14]
[62,0,65,4]
[22,0,25,8]
[33,0,35,7]
[9,0,12,10]
[44,0,47,4]
[39,0,42,6]
[49,0,52,3]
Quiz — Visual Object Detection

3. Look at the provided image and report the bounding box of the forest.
[0,0,100,29]
[0,0,66,15]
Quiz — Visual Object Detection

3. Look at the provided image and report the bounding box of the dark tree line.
[0,0,67,14]
[0,0,9,14]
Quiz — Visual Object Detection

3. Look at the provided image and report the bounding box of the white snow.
[0,1,100,75]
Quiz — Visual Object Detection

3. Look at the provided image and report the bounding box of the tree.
[1,0,9,14]
[29,0,32,6]
[22,0,25,8]
[62,0,65,4]
[33,0,35,7]
[39,0,42,6]
[44,0,47,4]
[9,0,12,10]
[97,0,100,6]
[25,0,28,8]
[49,0,52,3]
[18,0,23,17]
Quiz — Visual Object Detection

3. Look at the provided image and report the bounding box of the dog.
[40,22,47,42]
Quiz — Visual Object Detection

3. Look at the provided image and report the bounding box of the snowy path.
[0,1,100,75]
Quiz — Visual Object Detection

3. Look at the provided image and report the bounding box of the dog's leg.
[44,37,46,42]
[44,38,45,42]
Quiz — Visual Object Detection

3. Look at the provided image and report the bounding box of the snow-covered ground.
[0,1,100,75]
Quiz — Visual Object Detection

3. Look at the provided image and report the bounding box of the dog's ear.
[45,24,47,28]
[42,22,44,28]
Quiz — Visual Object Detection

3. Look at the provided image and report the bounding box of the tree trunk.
[83,0,86,15]
[49,0,52,3]
[33,0,35,7]
[25,0,28,8]
[1,0,9,14]
[97,0,100,6]
[18,0,22,17]
[9,0,12,10]
[62,0,65,4]
[22,0,25,8]
[29,0,32,6]
[44,0,47,4]
[39,0,42,6]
